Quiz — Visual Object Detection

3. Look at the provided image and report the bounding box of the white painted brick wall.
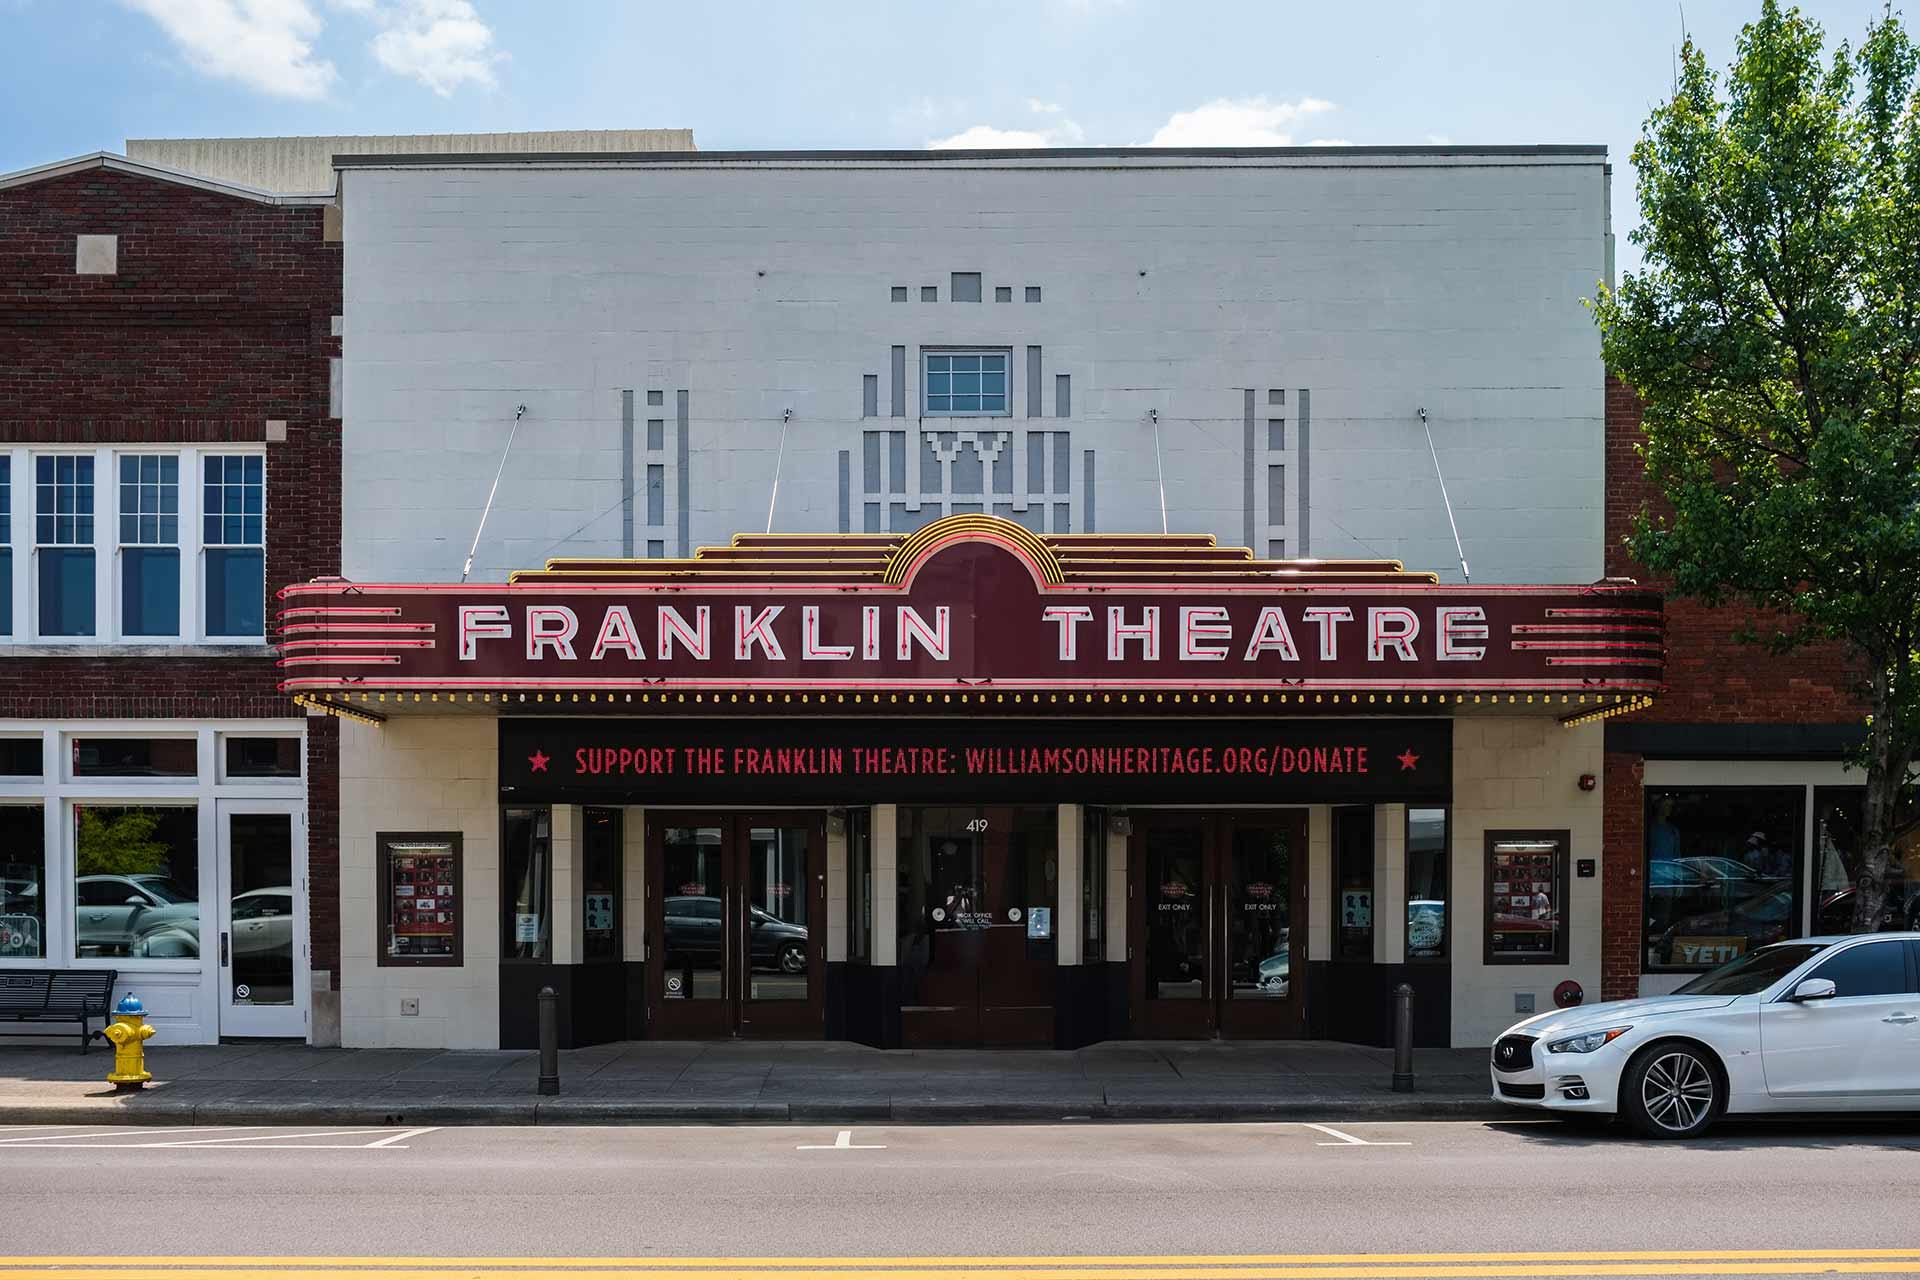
[341,152,1607,585]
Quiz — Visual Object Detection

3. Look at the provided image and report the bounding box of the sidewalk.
[0,1039,1504,1126]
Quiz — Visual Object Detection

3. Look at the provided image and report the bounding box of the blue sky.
[0,0,1898,268]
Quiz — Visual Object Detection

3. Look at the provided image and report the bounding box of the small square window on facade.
[35,454,95,637]
[921,286,938,302]
[995,286,1013,302]
[924,352,1010,416]
[1025,286,1042,302]
[951,272,981,303]
[203,454,265,638]
[891,286,908,302]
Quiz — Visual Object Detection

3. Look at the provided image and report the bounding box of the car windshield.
[133,878,196,905]
[1673,942,1827,995]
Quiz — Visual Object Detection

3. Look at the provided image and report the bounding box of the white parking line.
[1302,1123,1412,1147]
[366,1127,438,1148]
[0,1126,251,1145]
[796,1129,885,1150]
[155,1128,432,1148]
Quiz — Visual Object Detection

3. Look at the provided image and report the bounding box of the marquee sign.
[278,516,1663,703]
[498,717,1454,805]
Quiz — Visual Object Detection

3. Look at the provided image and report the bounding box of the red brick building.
[0,153,340,1043]
[1599,374,1899,1002]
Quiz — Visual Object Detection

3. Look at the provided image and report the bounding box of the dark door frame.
[644,810,828,1040]
[1128,809,1310,1039]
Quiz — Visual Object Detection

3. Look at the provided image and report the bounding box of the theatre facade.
[283,516,1663,1050]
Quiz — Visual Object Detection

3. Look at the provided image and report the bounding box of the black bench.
[0,970,117,1053]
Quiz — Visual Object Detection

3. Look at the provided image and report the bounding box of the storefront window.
[73,804,199,959]
[379,832,461,966]
[848,809,871,964]
[502,808,551,961]
[582,808,620,961]
[0,805,45,959]
[1484,830,1567,965]
[1334,806,1374,961]
[0,738,43,777]
[1644,787,1804,971]
[72,737,196,778]
[1812,788,1919,934]
[1406,807,1449,961]
[1083,807,1106,960]
[223,736,301,780]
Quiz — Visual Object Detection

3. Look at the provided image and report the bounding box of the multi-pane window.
[119,455,180,637]
[202,454,265,638]
[0,456,10,636]
[35,455,95,636]
[924,352,1009,416]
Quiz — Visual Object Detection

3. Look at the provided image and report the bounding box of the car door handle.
[1883,1013,1918,1024]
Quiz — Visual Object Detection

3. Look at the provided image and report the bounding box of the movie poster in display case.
[1485,831,1568,965]
[379,832,463,967]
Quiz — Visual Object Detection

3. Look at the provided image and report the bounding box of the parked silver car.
[74,873,199,958]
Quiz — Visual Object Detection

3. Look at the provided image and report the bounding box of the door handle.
[1884,1013,1918,1024]
[219,932,230,967]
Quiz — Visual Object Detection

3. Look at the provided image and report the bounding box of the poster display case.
[378,832,462,967]
[1484,830,1568,965]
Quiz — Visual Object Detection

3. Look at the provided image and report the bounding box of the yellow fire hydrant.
[100,995,157,1090]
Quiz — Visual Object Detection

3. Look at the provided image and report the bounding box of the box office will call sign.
[498,718,1452,806]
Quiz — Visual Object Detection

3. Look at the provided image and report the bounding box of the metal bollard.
[537,986,560,1096]
[1391,982,1416,1093]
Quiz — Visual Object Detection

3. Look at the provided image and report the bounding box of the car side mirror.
[1790,977,1837,1002]
[125,896,148,907]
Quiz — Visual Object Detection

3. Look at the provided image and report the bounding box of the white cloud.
[1142,96,1336,147]
[930,100,1085,150]
[1426,133,1451,145]
[121,0,337,99]
[1307,138,1352,147]
[353,0,501,96]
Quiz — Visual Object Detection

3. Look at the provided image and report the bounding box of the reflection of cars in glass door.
[648,813,824,1039]
[217,800,307,1038]
[1132,812,1307,1039]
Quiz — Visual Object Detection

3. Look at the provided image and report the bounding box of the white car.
[1491,933,1920,1138]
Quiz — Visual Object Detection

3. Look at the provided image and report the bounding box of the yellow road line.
[9,1254,1920,1268]
[9,1265,1920,1280]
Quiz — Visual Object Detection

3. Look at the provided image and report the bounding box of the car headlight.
[1545,1027,1631,1054]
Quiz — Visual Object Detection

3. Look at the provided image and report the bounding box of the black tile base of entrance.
[0,1040,1503,1125]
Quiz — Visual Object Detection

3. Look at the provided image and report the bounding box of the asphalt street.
[4,1117,1920,1277]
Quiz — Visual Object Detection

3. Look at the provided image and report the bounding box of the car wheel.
[1622,1042,1722,1139]
[778,941,807,974]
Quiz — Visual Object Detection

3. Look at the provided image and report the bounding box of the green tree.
[1595,1,1920,931]
[75,808,170,879]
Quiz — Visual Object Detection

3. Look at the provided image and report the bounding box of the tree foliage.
[75,808,170,879]
[1594,1,1920,929]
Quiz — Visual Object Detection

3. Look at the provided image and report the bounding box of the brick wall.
[1601,375,1863,996]
[0,162,341,979]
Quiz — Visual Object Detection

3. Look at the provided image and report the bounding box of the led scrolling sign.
[277,517,1664,703]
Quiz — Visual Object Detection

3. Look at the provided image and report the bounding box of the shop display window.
[72,737,197,779]
[1083,807,1107,960]
[847,808,872,964]
[1812,787,1919,934]
[379,832,462,966]
[501,809,550,961]
[582,807,621,961]
[1334,806,1374,962]
[0,805,45,959]
[222,736,301,780]
[1484,830,1567,965]
[1406,807,1449,961]
[1643,787,1804,971]
[72,804,199,960]
[0,738,42,778]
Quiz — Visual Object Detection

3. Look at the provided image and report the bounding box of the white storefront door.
[215,799,308,1038]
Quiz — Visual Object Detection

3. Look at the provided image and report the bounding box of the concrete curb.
[0,1093,1512,1127]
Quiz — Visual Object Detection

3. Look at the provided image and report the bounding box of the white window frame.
[922,349,1013,418]
[0,721,304,974]
[2,445,267,648]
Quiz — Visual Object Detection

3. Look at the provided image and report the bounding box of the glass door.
[1131,812,1307,1039]
[215,800,307,1038]
[647,814,825,1039]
